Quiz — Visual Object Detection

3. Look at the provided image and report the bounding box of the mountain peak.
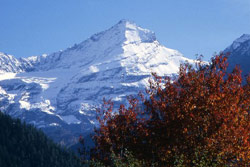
[0,19,195,145]
[234,34,250,45]
[89,20,156,46]
[116,19,134,26]
[0,52,23,73]
[224,34,250,78]
[116,19,156,44]
[226,34,250,51]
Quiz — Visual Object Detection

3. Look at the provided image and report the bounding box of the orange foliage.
[91,54,250,166]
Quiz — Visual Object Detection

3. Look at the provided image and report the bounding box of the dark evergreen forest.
[0,112,82,167]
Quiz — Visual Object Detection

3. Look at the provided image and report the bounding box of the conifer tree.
[0,112,82,167]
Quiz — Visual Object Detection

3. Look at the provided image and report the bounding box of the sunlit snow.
[0,20,197,142]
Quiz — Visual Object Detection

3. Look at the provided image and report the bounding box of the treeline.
[0,112,82,167]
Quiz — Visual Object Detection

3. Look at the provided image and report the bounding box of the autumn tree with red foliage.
[89,54,250,166]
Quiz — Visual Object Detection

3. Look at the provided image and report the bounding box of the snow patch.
[49,123,60,126]
[19,100,31,110]
[89,65,99,73]
[61,115,81,124]
[0,73,16,81]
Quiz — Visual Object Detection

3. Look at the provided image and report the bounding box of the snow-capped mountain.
[0,20,195,145]
[0,52,24,73]
[225,34,250,78]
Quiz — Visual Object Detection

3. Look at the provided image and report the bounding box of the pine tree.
[0,112,83,167]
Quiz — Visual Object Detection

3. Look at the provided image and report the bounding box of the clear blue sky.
[0,0,250,60]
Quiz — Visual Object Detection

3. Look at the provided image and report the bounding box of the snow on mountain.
[0,52,24,73]
[225,34,250,51]
[225,34,250,78]
[0,20,195,145]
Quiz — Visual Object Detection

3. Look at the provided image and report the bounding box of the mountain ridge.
[225,33,250,78]
[0,20,197,145]
[0,20,158,73]
[1,21,249,145]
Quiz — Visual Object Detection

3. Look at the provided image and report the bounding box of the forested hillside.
[0,112,82,167]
